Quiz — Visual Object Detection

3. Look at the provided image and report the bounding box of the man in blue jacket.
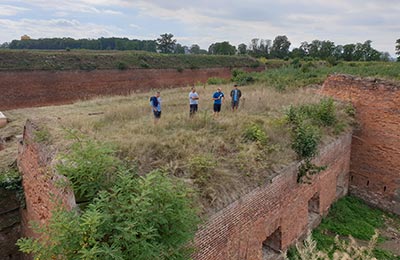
[150,91,162,124]
[212,87,224,118]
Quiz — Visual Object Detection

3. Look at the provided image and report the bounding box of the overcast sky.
[0,0,399,56]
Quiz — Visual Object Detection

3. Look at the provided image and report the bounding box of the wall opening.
[262,227,282,260]
[308,192,321,229]
[367,180,370,186]
[336,173,346,198]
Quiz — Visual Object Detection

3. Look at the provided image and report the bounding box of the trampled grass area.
[0,83,352,214]
[0,49,261,71]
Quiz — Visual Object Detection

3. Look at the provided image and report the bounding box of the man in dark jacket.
[230,84,242,111]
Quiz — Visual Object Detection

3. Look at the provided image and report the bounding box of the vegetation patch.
[286,196,400,259]
[0,50,261,71]
[285,98,340,183]
[18,138,200,260]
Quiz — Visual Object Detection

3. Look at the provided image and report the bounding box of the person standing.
[189,87,199,117]
[150,91,162,124]
[230,84,242,111]
[212,87,224,118]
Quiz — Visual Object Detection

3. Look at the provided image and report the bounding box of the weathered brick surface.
[320,74,400,215]
[193,133,352,260]
[0,67,263,110]
[17,120,76,239]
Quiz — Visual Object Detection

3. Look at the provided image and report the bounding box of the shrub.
[56,138,122,202]
[231,69,254,86]
[291,122,321,160]
[314,98,336,127]
[117,62,128,70]
[243,123,268,145]
[207,77,228,85]
[0,167,21,190]
[17,170,200,260]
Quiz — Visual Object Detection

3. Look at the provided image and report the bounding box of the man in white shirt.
[189,87,199,117]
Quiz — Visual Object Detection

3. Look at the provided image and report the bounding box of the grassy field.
[0,82,353,214]
[0,49,261,71]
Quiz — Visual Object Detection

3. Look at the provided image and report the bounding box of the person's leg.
[190,105,194,117]
[213,104,218,118]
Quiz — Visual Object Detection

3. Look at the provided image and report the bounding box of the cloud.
[0,5,28,16]
[0,0,398,56]
[0,18,123,42]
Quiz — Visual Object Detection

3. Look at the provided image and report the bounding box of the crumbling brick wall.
[193,133,352,260]
[17,120,76,239]
[0,67,263,110]
[320,74,400,215]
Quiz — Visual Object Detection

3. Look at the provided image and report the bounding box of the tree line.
[1,34,399,62]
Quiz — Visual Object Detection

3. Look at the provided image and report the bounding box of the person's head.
[155,91,160,97]
[217,87,222,92]
[234,84,238,89]
[191,87,196,93]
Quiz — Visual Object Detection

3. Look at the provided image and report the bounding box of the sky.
[0,0,399,56]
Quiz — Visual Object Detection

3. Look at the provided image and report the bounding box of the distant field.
[0,50,261,71]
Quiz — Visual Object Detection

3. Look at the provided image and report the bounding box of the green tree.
[156,33,176,54]
[189,44,201,54]
[208,41,236,55]
[342,44,356,61]
[174,43,185,54]
[270,35,291,59]
[238,43,247,55]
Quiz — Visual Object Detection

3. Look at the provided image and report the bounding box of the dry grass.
[0,83,351,214]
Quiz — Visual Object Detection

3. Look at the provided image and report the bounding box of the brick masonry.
[0,67,263,111]
[193,133,352,260]
[17,120,76,240]
[320,74,400,215]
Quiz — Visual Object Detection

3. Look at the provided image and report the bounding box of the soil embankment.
[0,67,263,110]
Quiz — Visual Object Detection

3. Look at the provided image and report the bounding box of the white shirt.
[189,92,199,105]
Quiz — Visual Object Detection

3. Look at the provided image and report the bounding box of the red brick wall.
[193,133,352,260]
[17,120,76,239]
[320,74,400,215]
[1,67,263,110]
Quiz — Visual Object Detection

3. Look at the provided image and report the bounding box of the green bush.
[291,122,321,160]
[17,170,200,260]
[314,98,336,126]
[231,69,254,86]
[207,77,228,85]
[243,123,268,145]
[0,168,21,190]
[117,62,128,70]
[56,138,121,202]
